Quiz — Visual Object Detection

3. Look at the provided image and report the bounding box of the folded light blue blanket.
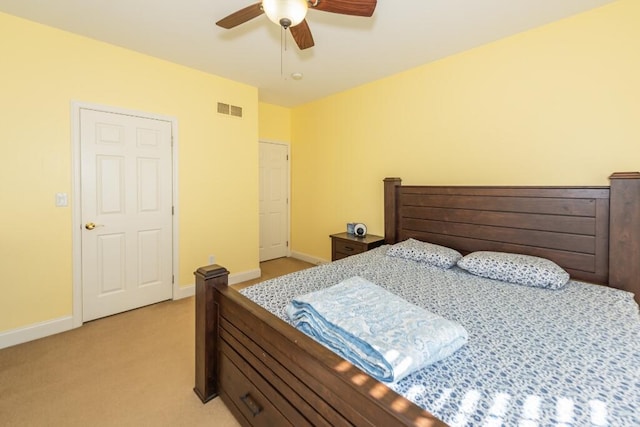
[286,276,468,383]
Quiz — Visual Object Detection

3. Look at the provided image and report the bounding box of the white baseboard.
[174,256,324,300]
[0,265,286,350]
[290,251,329,266]
[229,268,261,285]
[173,284,195,300]
[174,267,262,296]
[0,316,75,350]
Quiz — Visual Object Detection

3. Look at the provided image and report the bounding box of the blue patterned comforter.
[286,276,468,383]
[240,247,640,426]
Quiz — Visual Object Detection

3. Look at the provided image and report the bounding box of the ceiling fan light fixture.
[263,0,308,29]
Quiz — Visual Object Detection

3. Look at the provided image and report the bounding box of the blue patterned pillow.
[457,251,570,289]
[386,238,462,269]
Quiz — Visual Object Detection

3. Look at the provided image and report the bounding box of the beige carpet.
[0,257,312,427]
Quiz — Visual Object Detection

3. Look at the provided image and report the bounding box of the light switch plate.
[56,192,68,207]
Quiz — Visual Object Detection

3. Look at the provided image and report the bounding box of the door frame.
[70,101,180,328]
[259,140,291,260]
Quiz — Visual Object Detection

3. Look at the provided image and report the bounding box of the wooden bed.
[194,172,640,427]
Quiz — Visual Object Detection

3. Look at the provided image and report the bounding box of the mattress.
[240,246,640,426]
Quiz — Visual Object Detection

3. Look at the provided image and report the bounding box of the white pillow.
[386,238,462,269]
[457,251,570,289]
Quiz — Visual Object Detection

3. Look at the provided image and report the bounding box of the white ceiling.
[0,0,618,107]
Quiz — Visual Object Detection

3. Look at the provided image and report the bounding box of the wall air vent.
[217,102,243,118]
[230,105,243,118]
[217,102,230,115]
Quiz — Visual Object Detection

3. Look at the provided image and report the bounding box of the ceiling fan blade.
[216,2,264,29]
[310,0,377,17]
[290,20,315,50]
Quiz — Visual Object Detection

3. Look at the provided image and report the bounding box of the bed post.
[609,172,640,304]
[384,177,402,244]
[194,264,229,403]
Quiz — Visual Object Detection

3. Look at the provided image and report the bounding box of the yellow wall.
[291,0,640,260]
[3,0,639,335]
[0,13,259,332]
[258,102,291,142]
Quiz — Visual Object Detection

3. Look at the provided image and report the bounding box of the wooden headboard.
[384,172,640,303]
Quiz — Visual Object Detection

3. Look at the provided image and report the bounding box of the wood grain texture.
[388,184,611,284]
[609,172,640,301]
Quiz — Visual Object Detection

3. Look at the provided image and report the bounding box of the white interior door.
[80,108,173,322]
[259,142,289,261]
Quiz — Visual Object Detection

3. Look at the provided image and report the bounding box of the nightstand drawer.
[334,239,366,257]
[330,232,385,261]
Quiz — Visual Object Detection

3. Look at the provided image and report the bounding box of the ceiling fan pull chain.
[280,27,283,78]
[281,27,289,78]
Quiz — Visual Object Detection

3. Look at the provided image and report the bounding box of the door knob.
[85,222,103,230]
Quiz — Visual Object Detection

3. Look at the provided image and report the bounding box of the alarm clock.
[354,223,367,237]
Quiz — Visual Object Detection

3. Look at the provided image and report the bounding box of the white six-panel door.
[80,108,173,321]
[259,142,289,261]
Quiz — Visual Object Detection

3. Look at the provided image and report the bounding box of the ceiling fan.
[216,0,377,50]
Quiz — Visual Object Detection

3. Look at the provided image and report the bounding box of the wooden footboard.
[194,265,446,426]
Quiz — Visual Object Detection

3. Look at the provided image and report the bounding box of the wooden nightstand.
[330,232,385,261]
